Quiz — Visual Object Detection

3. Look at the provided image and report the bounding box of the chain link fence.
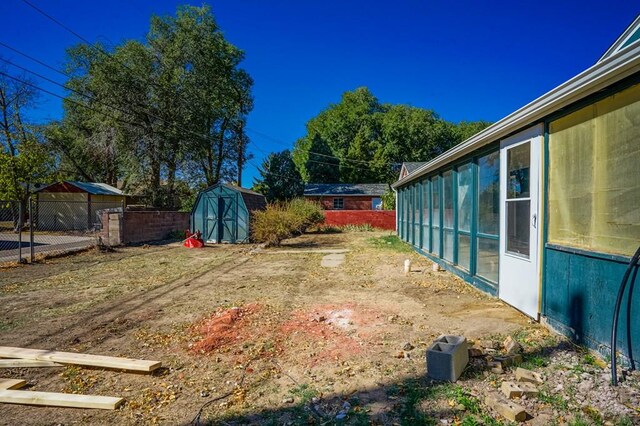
[0,198,123,264]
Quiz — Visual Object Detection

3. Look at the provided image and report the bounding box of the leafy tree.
[253,150,304,202]
[0,68,53,202]
[52,5,253,208]
[293,87,491,184]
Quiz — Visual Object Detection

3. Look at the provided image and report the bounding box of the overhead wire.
[0,43,385,178]
[13,1,403,169]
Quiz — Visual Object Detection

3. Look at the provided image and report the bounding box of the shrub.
[251,198,325,246]
[287,198,324,233]
[251,204,295,247]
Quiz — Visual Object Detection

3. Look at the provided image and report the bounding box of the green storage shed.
[191,184,266,244]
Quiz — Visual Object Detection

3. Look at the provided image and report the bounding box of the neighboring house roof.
[393,19,640,189]
[599,15,640,63]
[304,183,388,196]
[400,162,428,179]
[35,181,124,196]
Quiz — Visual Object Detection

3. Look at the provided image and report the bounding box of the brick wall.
[323,210,396,230]
[100,211,190,245]
[306,196,379,210]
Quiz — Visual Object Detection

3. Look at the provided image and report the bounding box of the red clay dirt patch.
[279,303,387,365]
[190,303,262,353]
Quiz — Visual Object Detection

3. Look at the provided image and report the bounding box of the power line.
[15,2,401,169]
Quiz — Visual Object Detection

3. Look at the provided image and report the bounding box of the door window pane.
[506,200,530,257]
[458,164,472,232]
[477,237,499,282]
[478,151,500,235]
[507,143,530,199]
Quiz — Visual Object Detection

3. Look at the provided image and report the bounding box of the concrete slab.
[321,253,345,267]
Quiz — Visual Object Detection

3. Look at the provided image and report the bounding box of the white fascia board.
[393,43,640,189]
[599,15,640,62]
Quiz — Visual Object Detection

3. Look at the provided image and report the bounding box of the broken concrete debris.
[503,335,523,355]
[501,381,539,399]
[515,367,544,384]
[485,392,527,422]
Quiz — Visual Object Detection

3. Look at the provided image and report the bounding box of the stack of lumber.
[0,346,161,410]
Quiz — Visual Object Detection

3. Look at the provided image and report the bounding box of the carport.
[191,184,266,244]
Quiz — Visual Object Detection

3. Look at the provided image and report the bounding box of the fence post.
[29,198,35,262]
[17,201,23,263]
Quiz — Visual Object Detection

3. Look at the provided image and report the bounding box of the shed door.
[219,196,236,243]
[205,197,219,243]
[499,125,542,319]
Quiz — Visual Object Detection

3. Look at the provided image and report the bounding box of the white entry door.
[499,125,542,319]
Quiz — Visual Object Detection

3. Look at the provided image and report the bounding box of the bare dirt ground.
[0,231,637,425]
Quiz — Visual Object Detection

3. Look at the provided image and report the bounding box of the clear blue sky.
[1,0,638,186]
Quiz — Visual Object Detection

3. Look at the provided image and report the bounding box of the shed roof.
[35,181,124,196]
[304,183,388,196]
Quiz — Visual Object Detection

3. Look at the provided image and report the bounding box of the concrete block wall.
[100,211,190,245]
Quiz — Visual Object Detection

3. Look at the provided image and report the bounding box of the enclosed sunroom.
[394,15,640,361]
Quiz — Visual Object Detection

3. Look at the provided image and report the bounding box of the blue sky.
[1,1,638,186]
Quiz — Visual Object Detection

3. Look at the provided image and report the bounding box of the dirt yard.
[0,231,637,425]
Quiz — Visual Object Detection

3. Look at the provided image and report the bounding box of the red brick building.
[303,183,389,210]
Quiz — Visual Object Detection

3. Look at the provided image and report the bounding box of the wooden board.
[0,347,161,372]
[0,379,27,390]
[0,389,123,410]
[0,359,63,368]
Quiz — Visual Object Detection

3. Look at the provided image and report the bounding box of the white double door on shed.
[499,125,542,319]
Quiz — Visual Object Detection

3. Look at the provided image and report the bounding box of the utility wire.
[2,70,386,191]
[12,4,402,169]
[0,52,378,176]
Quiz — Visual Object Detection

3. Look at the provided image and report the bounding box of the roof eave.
[392,43,640,189]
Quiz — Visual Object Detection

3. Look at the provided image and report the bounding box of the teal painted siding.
[544,246,640,362]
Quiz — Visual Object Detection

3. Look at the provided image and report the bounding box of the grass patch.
[538,388,569,411]
[368,235,414,253]
[289,383,319,405]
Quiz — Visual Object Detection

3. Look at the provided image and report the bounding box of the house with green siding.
[393,16,640,362]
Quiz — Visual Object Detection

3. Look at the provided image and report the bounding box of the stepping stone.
[321,253,345,268]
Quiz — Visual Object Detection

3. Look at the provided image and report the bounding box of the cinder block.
[426,335,469,382]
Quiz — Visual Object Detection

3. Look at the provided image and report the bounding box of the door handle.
[532,213,537,229]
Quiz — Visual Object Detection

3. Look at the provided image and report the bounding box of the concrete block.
[426,335,469,382]
[485,392,527,422]
[515,367,543,384]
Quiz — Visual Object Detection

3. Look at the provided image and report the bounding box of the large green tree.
[253,150,304,202]
[293,87,491,184]
[50,5,253,208]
